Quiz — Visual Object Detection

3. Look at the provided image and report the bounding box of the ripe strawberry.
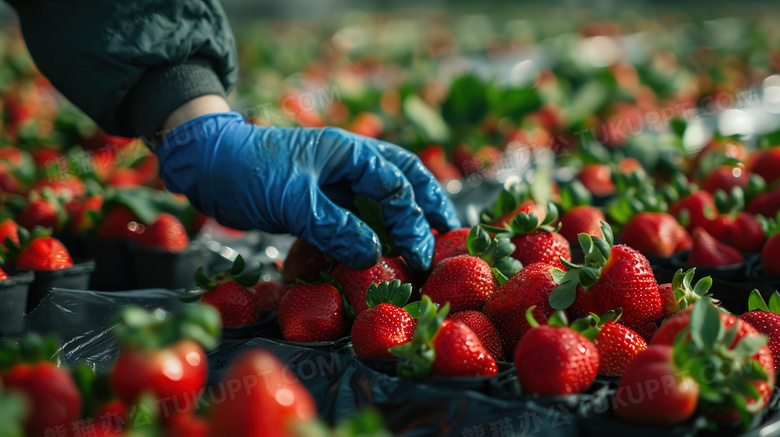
[16,190,66,232]
[0,162,19,194]
[422,225,519,313]
[657,268,713,319]
[208,349,316,437]
[702,164,750,194]
[750,147,780,185]
[137,213,190,252]
[514,309,599,396]
[450,310,504,361]
[98,205,144,240]
[739,290,780,370]
[351,280,416,359]
[614,345,699,427]
[558,206,607,244]
[704,211,764,253]
[0,218,20,251]
[282,238,330,283]
[332,255,411,315]
[196,255,262,327]
[483,262,560,356]
[688,228,744,267]
[696,138,750,167]
[591,310,647,376]
[652,299,775,423]
[550,221,662,329]
[31,176,87,202]
[748,185,780,219]
[431,227,469,269]
[417,144,462,181]
[4,226,73,271]
[491,199,546,228]
[391,296,498,377]
[764,232,780,275]
[108,167,146,187]
[621,212,692,257]
[277,283,344,342]
[631,322,658,344]
[670,190,716,232]
[503,203,571,269]
[69,195,104,234]
[252,281,289,311]
[578,163,615,197]
[167,412,209,437]
[348,112,384,138]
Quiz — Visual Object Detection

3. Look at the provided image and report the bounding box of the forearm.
[161,95,231,133]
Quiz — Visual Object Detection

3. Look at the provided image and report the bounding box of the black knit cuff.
[121,58,227,148]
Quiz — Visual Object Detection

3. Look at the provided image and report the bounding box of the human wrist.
[161,95,231,132]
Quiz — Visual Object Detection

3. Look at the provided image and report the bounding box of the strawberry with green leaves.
[331,256,412,315]
[3,226,73,271]
[137,212,190,252]
[549,221,662,329]
[621,212,692,258]
[422,225,521,313]
[657,268,713,319]
[688,228,744,267]
[391,296,497,378]
[449,310,504,362]
[351,280,416,359]
[0,217,19,250]
[282,238,331,283]
[558,205,607,245]
[513,308,600,396]
[195,255,262,327]
[430,227,469,269]
[493,203,571,269]
[590,310,647,376]
[670,190,716,233]
[16,188,66,233]
[703,187,765,253]
[277,282,345,343]
[740,290,780,370]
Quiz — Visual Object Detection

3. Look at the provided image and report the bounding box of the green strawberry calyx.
[0,333,62,371]
[670,268,714,313]
[548,220,614,310]
[390,295,449,379]
[365,280,413,309]
[747,289,780,314]
[478,178,531,224]
[464,224,522,286]
[714,186,746,217]
[1,225,56,268]
[673,298,770,430]
[526,306,600,340]
[757,211,780,239]
[194,254,261,290]
[111,305,222,352]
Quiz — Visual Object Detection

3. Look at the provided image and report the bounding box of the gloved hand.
[155,112,461,270]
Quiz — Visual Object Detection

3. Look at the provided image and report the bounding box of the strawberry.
[688,228,744,267]
[651,299,775,424]
[0,266,8,281]
[282,238,330,283]
[763,230,780,275]
[16,189,66,232]
[391,296,498,377]
[550,221,662,329]
[332,255,411,315]
[351,280,416,359]
[98,205,144,240]
[591,310,647,376]
[669,190,716,232]
[491,199,546,228]
[277,283,344,342]
[658,268,713,319]
[483,262,560,357]
[108,167,146,187]
[417,144,462,181]
[501,203,571,269]
[422,225,520,313]
[696,137,750,167]
[0,162,19,194]
[450,310,504,362]
[0,218,19,251]
[4,226,73,271]
[704,212,764,253]
[69,195,104,234]
[750,147,780,185]
[702,164,750,194]
[631,321,658,344]
[748,184,780,219]
[739,290,780,370]
[252,281,289,311]
[620,212,692,257]
[558,205,606,244]
[196,255,262,327]
[513,309,599,396]
[578,163,615,197]
[166,412,209,437]
[208,349,316,437]
[137,213,190,252]
[614,345,699,427]
[31,176,87,202]
[431,227,470,269]
[348,112,384,139]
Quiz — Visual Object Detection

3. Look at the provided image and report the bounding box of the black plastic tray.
[86,239,135,291]
[130,241,212,290]
[0,271,34,335]
[23,259,95,313]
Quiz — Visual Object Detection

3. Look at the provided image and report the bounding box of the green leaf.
[579,267,601,289]
[230,254,245,276]
[549,277,578,310]
[491,258,523,286]
[731,378,761,401]
[233,271,261,288]
[480,224,512,235]
[592,238,611,262]
[194,266,214,289]
[748,289,769,312]
[599,221,614,247]
[466,225,491,257]
[769,292,780,315]
[692,300,723,352]
[366,280,413,308]
[402,301,422,319]
[578,234,593,256]
[692,276,712,297]
[442,74,490,126]
[551,268,566,285]
[547,310,569,328]
[733,335,768,358]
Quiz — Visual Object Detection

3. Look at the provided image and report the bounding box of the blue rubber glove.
[156,112,461,270]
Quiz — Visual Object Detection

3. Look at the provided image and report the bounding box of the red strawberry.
[578,164,615,197]
[704,211,764,253]
[208,349,316,437]
[631,322,657,344]
[98,205,144,240]
[764,232,780,275]
[277,283,344,342]
[559,206,607,244]
[550,222,662,329]
[688,228,744,267]
[0,162,19,194]
[591,310,647,376]
[31,176,87,202]
[702,164,751,194]
[431,227,470,269]
[137,213,190,252]
[750,147,780,185]
[196,255,262,327]
[281,238,330,283]
[614,345,699,427]
[351,281,416,359]
[391,296,498,377]
[657,268,713,319]
[16,190,66,232]
[450,310,504,361]
[331,255,410,315]
[423,226,519,313]
[0,218,20,250]
[513,309,599,396]
[252,281,289,311]
[739,290,780,370]
[748,185,780,219]
[483,262,560,356]
[348,112,384,139]
[6,227,73,271]
[670,190,716,232]
[69,195,104,234]
[492,199,546,228]
[0,266,8,281]
[652,299,775,423]
[418,144,462,181]
[108,167,146,187]
[167,412,209,437]
[621,212,692,257]
[505,204,571,269]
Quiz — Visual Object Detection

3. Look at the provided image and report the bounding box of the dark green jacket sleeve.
[6,0,238,140]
